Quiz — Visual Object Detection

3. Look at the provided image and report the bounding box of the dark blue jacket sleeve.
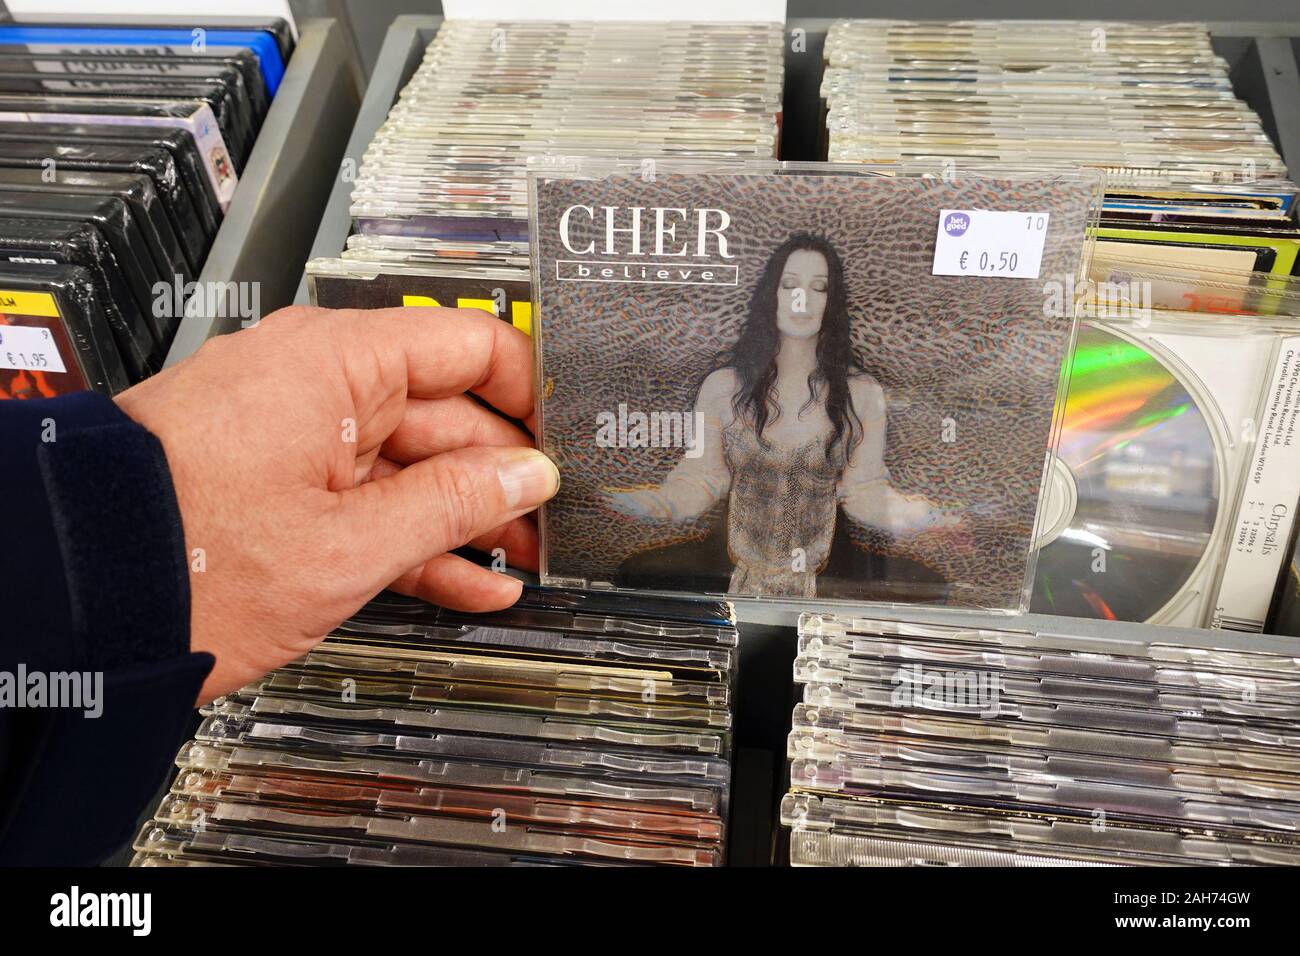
[0,392,213,866]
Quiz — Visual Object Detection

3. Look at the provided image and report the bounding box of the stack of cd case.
[132,588,738,867]
[0,14,291,399]
[306,19,784,324]
[822,19,1300,280]
[822,20,1287,183]
[782,610,1300,866]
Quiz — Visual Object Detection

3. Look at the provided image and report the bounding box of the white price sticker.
[932,209,1050,279]
[0,324,67,373]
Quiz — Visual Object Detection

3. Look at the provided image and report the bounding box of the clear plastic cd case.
[1032,302,1300,630]
[528,157,1104,613]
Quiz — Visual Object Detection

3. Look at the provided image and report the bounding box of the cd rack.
[247,13,1300,865]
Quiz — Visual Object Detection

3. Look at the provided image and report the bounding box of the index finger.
[332,306,537,431]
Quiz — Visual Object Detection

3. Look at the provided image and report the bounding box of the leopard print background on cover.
[533,167,1096,610]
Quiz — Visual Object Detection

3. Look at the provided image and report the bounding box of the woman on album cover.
[608,233,958,599]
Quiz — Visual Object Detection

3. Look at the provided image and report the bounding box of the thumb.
[334,445,559,587]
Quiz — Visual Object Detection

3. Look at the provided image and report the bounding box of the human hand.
[114,305,558,702]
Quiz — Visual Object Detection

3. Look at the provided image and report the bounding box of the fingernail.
[497,449,560,509]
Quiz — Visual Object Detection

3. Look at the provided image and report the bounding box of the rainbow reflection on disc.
[1031,324,1220,623]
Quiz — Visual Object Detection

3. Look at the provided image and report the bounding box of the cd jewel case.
[0,261,127,397]
[1032,311,1300,629]
[529,157,1103,612]
[1028,257,1300,630]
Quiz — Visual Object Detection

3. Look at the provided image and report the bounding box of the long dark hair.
[716,233,865,461]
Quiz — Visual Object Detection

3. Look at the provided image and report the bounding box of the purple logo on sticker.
[943,212,970,237]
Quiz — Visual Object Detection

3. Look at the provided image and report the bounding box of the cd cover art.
[0,263,126,399]
[0,300,86,398]
[306,259,532,331]
[529,160,1101,611]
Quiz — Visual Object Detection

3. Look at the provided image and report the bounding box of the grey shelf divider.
[293,15,443,305]
[163,17,361,366]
